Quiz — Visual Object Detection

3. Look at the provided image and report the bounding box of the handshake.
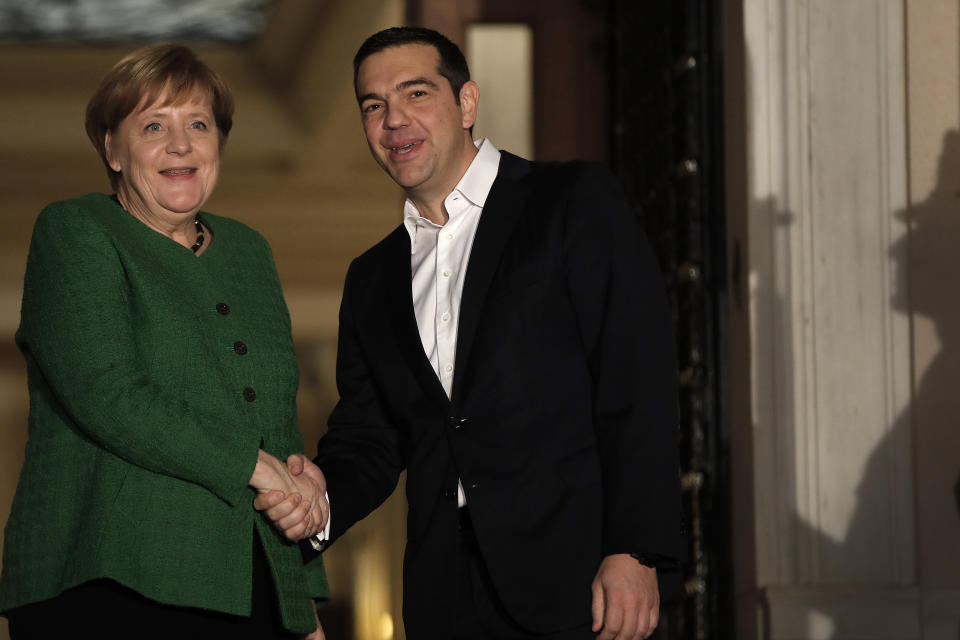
[249,451,328,542]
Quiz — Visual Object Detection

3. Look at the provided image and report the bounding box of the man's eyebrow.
[397,77,440,91]
[358,77,441,104]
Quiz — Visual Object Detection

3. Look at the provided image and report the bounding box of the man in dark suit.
[257,26,683,640]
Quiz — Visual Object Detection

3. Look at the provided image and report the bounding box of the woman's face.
[106,89,220,224]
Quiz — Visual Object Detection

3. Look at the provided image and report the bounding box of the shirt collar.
[403,139,501,251]
[452,137,501,208]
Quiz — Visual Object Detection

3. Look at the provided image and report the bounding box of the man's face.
[356,43,477,199]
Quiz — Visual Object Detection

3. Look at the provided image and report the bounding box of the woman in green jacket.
[0,44,328,639]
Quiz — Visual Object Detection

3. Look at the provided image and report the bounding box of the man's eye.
[363,103,381,113]
[411,90,426,98]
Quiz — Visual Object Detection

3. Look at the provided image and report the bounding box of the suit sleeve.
[18,202,259,506]
[314,260,405,544]
[561,165,683,562]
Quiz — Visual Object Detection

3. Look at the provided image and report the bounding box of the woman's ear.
[104,131,122,173]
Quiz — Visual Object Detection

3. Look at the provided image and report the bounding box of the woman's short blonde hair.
[85,44,235,190]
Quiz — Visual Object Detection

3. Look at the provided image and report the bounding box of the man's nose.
[384,103,410,130]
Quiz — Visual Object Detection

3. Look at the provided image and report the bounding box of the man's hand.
[253,454,329,542]
[286,454,326,486]
[591,553,659,640]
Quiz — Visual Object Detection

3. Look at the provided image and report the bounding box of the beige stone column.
[725,0,932,637]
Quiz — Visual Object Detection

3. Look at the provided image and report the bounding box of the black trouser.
[453,507,595,640]
[7,533,297,640]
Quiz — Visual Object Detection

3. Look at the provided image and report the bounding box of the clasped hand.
[249,451,328,541]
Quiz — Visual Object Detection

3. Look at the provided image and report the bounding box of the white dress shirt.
[404,138,501,506]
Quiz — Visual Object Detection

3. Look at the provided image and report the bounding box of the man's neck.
[406,140,479,226]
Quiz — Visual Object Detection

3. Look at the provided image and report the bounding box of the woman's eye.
[190,121,208,130]
[145,123,162,132]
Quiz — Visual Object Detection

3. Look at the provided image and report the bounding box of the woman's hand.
[254,454,329,542]
[302,601,325,640]
[249,451,328,540]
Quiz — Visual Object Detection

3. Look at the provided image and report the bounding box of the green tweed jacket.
[0,193,327,634]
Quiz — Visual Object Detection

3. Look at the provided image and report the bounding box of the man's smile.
[387,139,424,156]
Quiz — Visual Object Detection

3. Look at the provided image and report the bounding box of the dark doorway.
[610,1,731,639]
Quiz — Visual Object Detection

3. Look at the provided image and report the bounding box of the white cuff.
[309,491,332,551]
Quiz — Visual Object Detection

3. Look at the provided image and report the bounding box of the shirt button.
[243,387,257,402]
[216,302,230,315]
[234,341,248,355]
[440,311,450,323]
[444,363,453,374]
[446,232,454,240]
[442,270,451,278]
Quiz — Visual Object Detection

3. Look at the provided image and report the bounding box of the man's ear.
[459,81,479,130]
[104,131,121,172]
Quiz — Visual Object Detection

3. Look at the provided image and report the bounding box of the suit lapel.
[452,153,533,401]
[382,229,451,407]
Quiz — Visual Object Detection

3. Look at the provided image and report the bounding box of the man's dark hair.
[353,26,471,104]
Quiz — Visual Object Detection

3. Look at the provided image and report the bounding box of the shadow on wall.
[789,130,960,639]
[898,128,960,524]
[894,130,960,640]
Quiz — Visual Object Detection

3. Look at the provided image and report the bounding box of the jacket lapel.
[382,229,451,408]
[452,152,533,401]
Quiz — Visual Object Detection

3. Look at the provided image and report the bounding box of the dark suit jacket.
[315,152,682,635]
